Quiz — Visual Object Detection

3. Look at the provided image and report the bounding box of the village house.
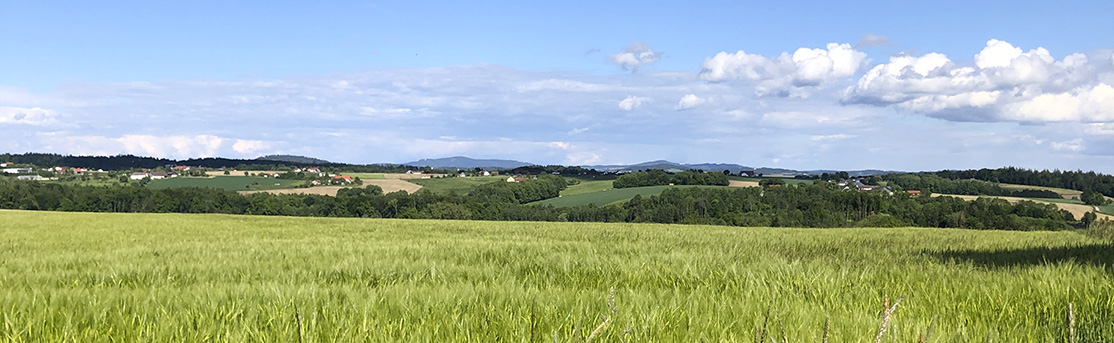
[2,167,33,174]
[130,172,176,180]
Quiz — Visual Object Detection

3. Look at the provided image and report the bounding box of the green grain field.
[406,176,506,194]
[560,180,614,196]
[2,210,1108,342]
[146,176,303,191]
[536,185,720,207]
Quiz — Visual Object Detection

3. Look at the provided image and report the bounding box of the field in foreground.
[0,211,1111,342]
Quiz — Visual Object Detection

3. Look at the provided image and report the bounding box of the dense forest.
[931,167,1114,197]
[613,170,730,188]
[0,177,1081,231]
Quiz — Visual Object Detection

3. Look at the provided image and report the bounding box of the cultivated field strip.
[0,211,1111,342]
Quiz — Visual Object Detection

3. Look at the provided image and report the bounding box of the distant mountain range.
[403,156,534,170]
[583,160,899,176]
[397,157,902,176]
[1,152,901,176]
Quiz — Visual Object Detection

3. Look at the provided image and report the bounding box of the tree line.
[878,173,1062,198]
[931,167,1114,198]
[1,176,1084,231]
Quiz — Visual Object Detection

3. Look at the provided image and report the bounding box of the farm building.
[2,167,33,174]
[16,175,46,181]
[130,172,176,180]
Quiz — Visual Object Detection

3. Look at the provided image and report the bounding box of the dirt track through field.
[935,194,1113,221]
[239,180,422,196]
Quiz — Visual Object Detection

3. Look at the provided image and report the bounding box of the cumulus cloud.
[842,39,1114,123]
[609,41,662,71]
[618,96,650,111]
[0,107,57,126]
[567,127,589,135]
[856,33,890,47]
[65,134,266,159]
[700,43,868,96]
[676,94,707,110]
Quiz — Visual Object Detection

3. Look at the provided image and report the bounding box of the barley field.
[0,210,1111,342]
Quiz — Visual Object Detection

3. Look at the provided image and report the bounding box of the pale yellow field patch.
[239,179,423,196]
[728,180,760,188]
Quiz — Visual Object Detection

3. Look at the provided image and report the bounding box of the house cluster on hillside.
[836,178,922,196]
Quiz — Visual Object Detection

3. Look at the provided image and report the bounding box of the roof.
[906,190,922,194]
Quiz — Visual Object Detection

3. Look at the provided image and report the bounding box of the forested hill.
[255,154,332,164]
[931,167,1114,197]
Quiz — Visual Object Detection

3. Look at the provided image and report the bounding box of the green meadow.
[146,176,303,191]
[407,176,507,194]
[537,185,721,207]
[1,210,1110,342]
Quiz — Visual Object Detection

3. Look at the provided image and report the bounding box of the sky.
[2,1,1114,172]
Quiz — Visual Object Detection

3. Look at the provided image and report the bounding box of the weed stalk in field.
[1068,302,1076,343]
[584,287,616,343]
[873,295,905,343]
[822,316,829,343]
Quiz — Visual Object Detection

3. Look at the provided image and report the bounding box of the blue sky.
[3,1,1114,172]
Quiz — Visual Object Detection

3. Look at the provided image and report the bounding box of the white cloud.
[232,139,268,154]
[843,39,1114,123]
[699,50,776,82]
[548,141,571,150]
[565,151,602,165]
[856,33,890,47]
[700,43,868,96]
[0,107,57,126]
[676,94,706,110]
[1050,138,1083,151]
[567,127,589,135]
[609,41,662,71]
[810,134,856,141]
[63,134,228,159]
[618,96,650,111]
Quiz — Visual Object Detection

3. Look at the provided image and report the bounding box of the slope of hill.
[255,154,332,164]
[404,156,533,170]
